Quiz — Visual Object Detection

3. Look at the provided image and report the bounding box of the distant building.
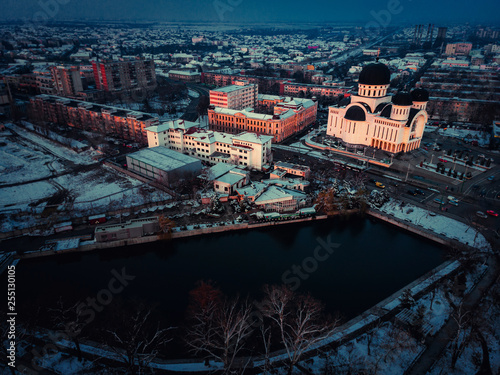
[272,161,310,179]
[445,43,473,56]
[167,69,201,83]
[92,58,156,95]
[208,96,317,143]
[234,182,308,212]
[29,95,158,144]
[209,81,258,110]
[126,146,203,186]
[326,62,429,153]
[51,66,83,97]
[282,83,352,100]
[207,163,249,194]
[94,217,159,242]
[146,120,273,171]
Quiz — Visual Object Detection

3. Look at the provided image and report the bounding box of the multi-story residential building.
[92,58,156,94]
[167,69,201,83]
[417,66,500,123]
[282,83,352,100]
[208,96,317,143]
[326,62,429,153]
[34,71,56,95]
[209,81,258,110]
[29,95,158,144]
[445,42,473,56]
[51,65,83,97]
[311,73,333,85]
[202,69,290,95]
[146,119,273,171]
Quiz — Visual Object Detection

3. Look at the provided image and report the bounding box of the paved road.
[180,82,210,122]
[406,255,499,375]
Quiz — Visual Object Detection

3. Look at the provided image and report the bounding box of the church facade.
[326,62,429,153]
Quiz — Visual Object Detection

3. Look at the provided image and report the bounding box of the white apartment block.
[209,81,258,110]
[146,119,273,171]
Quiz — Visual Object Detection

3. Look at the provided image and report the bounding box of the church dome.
[392,92,413,106]
[411,88,429,102]
[345,105,366,121]
[358,63,391,85]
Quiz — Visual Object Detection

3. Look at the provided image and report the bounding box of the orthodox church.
[326,62,429,153]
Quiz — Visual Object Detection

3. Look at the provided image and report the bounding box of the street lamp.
[405,161,411,182]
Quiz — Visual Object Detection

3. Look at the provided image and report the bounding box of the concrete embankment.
[17,215,329,260]
[17,206,466,261]
[367,209,458,248]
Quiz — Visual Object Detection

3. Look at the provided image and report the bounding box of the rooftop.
[127,146,201,171]
[146,119,198,133]
[212,84,255,93]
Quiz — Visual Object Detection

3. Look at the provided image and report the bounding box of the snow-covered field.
[188,89,200,98]
[0,131,65,184]
[379,200,491,251]
[6,123,97,165]
[427,281,500,375]
[0,126,172,232]
[297,324,425,375]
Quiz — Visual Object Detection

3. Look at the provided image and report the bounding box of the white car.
[476,211,488,219]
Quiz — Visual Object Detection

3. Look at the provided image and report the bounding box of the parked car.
[434,198,446,204]
[415,189,425,196]
[407,190,417,196]
[476,211,488,219]
[486,210,498,217]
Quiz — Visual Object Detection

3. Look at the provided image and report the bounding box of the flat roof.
[127,146,201,172]
[95,217,158,233]
[212,84,255,94]
[146,119,198,133]
[217,172,246,185]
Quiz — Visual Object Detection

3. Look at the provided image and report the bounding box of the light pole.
[405,161,411,182]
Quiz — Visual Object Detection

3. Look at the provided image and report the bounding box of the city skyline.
[2,0,500,25]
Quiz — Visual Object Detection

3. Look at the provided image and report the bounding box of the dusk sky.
[2,0,500,25]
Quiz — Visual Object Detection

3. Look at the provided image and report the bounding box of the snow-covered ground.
[427,281,500,375]
[188,89,200,98]
[379,200,491,251]
[6,123,97,165]
[21,121,89,150]
[296,323,425,375]
[436,127,491,147]
[0,126,172,232]
[0,131,65,184]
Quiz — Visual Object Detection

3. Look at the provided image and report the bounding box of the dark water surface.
[16,218,445,328]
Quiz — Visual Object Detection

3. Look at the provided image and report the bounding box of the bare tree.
[450,303,473,369]
[198,166,215,193]
[185,281,254,373]
[260,285,339,375]
[49,297,88,362]
[104,301,173,374]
